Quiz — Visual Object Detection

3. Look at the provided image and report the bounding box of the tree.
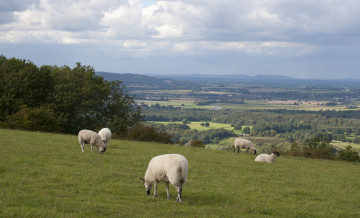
[182,118,190,125]
[49,63,110,133]
[338,146,359,162]
[0,57,53,120]
[102,80,143,137]
[0,56,143,136]
[243,127,251,134]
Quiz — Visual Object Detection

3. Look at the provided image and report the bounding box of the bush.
[187,140,205,148]
[338,146,360,162]
[127,124,173,144]
[0,106,58,132]
[286,136,335,160]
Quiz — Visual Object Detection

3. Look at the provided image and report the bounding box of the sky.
[1,0,360,79]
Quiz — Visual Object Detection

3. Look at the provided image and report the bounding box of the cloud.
[1,0,360,78]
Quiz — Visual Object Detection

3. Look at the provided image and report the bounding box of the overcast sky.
[1,0,360,79]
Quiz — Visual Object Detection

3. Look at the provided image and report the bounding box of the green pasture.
[332,141,360,151]
[154,121,244,134]
[137,99,358,112]
[136,99,213,109]
[1,129,360,217]
[217,100,356,111]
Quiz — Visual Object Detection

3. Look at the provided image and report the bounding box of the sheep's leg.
[236,147,239,154]
[80,140,85,152]
[176,184,183,203]
[91,144,93,152]
[153,182,158,197]
[166,183,170,200]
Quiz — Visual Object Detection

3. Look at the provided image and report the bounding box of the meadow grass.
[154,121,244,135]
[137,99,359,111]
[1,129,360,217]
[332,141,360,151]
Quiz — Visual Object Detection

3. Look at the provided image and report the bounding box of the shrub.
[127,124,173,144]
[0,106,58,132]
[187,140,205,148]
[286,136,335,160]
[338,146,360,162]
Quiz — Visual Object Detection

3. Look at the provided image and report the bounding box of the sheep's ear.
[140,178,145,182]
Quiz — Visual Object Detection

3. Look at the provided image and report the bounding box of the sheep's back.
[234,138,253,149]
[78,130,104,147]
[78,130,98,141]
[146,154,188,184]
[98,128,111,142]
[255,154,275,163]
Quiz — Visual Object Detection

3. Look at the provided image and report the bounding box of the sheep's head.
[98,146,106,153]
[140,178,152,195]
[252,149,257,155]
[97,139,107,153]
[272,151,280,156]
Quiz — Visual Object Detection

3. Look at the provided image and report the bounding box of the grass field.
[136,99,359,111]
[1,129,360,217]
[154,121,244,134]
[332,141,360,151]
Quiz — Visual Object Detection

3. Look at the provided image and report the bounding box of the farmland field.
[1,129,360,217]
[154,121,244,134]
[137,99,359,111]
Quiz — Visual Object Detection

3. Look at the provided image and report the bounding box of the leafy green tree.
[243,127,251,134]
[182,118,190,125]
[0,57,53,120]
[48,63,109,133]
[338,146,359,162]
[102,80,143,137]
[0,56,143,136]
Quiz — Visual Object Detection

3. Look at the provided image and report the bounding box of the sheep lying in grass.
[140,154,188,203]
[98,128,111,146]
[78,129,107,153]
[255,151,280,163]
[234,138,257,155]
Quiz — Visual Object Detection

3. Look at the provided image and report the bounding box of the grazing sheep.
[255,151,280,163]
[234,138,257,155]
[78,129,107,153]
[140,154,188,203]
[98,128,111,146]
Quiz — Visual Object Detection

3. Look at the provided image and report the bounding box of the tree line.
[0,55,142,137]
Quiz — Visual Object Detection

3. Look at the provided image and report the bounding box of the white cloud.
[1,0,360,78]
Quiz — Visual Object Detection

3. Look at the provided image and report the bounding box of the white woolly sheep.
[234,138,257,155]
[98,128,111,146]
[140,154,188,203]
[78,129,107,153]
[255,151,280,163]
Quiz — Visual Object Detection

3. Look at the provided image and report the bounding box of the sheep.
[140,154,188,203]
[255,151,280,163]
[98,128,111,146]
[78,129,107,153]
[234,138,257,155]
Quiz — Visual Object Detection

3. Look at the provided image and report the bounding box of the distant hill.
[152,74,360,88]
[97,72,360,89]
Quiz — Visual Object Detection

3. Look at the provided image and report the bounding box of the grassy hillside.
[0,129,359,217]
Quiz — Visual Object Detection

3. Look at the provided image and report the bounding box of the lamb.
[255,151,280,163]
[140,154,188,203]
[234,138,257,155]
[78,129,107,153]
[98,128,111,146]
